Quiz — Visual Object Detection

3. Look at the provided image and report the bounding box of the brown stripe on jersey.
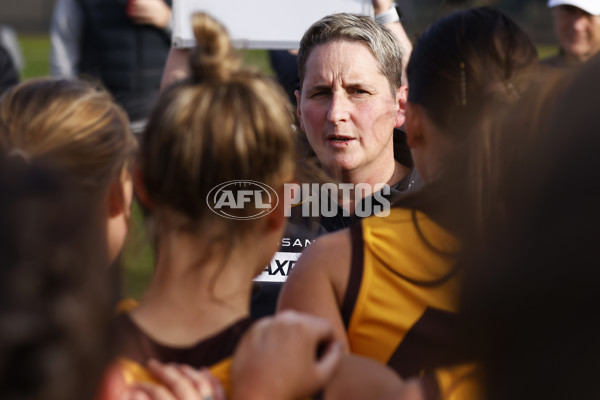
[386,307,458,377]
[341,222,365,329]
[114,313,254,368]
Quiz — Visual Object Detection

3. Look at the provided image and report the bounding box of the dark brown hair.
[402,7,540,237]
[407,7,538,138]
[392,8,544,287]
[0,159,112,400]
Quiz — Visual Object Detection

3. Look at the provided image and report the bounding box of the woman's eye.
[310,91,328,98]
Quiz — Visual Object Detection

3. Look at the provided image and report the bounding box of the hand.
[231,311,343,400]
[372,0,395,15]
[127,0,172,29]
[122,360,226,400]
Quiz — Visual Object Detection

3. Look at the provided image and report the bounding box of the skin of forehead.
[302,40,395,97]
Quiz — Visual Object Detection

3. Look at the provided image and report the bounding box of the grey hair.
[297,13,404,94]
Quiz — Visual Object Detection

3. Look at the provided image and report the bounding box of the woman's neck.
[130,229,259,347]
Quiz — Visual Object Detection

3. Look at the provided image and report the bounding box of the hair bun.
[190,12,241,82]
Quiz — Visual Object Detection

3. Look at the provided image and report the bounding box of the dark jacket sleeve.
[0,46,19,96]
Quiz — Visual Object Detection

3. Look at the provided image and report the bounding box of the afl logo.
[207,180,279,220]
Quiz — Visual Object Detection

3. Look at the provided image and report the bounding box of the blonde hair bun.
[190,12,241,82]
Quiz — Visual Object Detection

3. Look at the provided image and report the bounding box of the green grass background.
[18,35,274,80]
[17,35,557,299]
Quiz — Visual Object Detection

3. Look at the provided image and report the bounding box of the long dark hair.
[387,7,539,286]
[400,7,538,237]
[460,54,600,400]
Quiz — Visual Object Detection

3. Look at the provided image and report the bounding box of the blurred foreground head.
[0,79,137,263]
[0,79,136,201]
[462,53,600,400]
[0,157,112,400]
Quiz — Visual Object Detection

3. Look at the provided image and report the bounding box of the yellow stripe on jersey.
[117,356,234,397]
[347,208,460,364]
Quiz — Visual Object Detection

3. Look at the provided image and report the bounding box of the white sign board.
[172,0,373,49]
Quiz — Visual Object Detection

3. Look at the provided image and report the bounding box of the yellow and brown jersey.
[343,207,469,398]
[113,313,254,396]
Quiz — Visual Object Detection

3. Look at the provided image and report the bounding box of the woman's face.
[552,5,600,63]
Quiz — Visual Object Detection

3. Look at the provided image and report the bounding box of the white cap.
[547,0,600,15]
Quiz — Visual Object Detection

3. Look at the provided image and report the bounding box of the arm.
[232,311,343,400]
[373,0,412,83]
[277,229,352,350]
[50,0,83,77]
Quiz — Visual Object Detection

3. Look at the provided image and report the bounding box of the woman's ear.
[405,102,425,149]
[108,171,133,218]
[394,85,408,128]
[132,163,153,211]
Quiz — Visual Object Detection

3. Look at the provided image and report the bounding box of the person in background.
[0,24,24,74]
[269,49,301,107]
[293,12,416,228]
[50,0,172,134]
[544,0,600,68]
[267,0,412,107]
[0,24,23,95]
[0,45,19,95]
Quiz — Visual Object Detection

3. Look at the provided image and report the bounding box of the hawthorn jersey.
[114,313,254,396]
[343,208,476,399]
